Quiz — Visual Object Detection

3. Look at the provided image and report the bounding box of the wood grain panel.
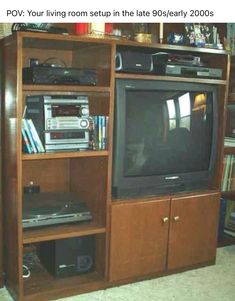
[109,199,170,281]
[95,233,106,278]
[22,48,73,68]
[167,192,220,270]
[215,85,228,188]
[70,157,108,225]
[22,150,108,161]
[23,222,106,244]
[72,44,112,87]
[115,72,227,85]
[0,38,3,288]
[22,159,70,192]
[2,35,23,298]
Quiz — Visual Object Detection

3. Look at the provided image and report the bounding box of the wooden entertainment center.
[0,28,230,301]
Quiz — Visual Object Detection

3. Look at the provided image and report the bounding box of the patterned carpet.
[0,245,235,301]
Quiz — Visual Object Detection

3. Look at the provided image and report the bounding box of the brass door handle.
[173,216,180,222]
[162,217,169,223]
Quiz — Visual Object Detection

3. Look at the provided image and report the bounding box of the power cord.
[22,248,41,279]
[22,265,31,279]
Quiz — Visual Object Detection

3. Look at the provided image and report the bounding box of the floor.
[0,245,235,301]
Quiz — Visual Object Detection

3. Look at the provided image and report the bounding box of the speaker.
[115,51,153,73]
[38,236,95,278]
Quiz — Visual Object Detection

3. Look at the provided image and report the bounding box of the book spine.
[21,127,32,154]
[98,116,102,150]
[22,119,38,153]
[101,116,106,150]
[27,119,45,152]
[224,228,235,237]
[223,155,232,191]
[227,156,234,191]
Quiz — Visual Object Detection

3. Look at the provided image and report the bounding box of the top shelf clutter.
[16,30,230,84]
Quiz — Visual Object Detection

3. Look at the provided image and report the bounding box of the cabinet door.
[167,192,220,270]
[109,199,170,281]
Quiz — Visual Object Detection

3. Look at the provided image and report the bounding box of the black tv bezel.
[112,79,219,199]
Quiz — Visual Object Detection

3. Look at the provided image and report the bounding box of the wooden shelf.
[228,92,235,102]
[23,84,111,93]
[22,150,108,161]
[221,191,235,200]
[15,31,229,55]
[23,221,106,244]
[23,264,106,300]
[224,147,235,155]
[115,73,227,85]
[218,234,235,247]
[115,38,229,55]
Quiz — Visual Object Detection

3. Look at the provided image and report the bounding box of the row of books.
[221,155,235,191]
[89,116,109,150]
[22,119,45,153]
[22,116,109,153]
[224,136,235,147]
[224,200,235,237]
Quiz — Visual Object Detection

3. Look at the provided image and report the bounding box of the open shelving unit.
[218,54,235,247]
[1,31,114,301]
[0,29,231,300]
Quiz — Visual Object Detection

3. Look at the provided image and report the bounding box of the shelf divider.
[22,150,108,161]
[115,73,227,85]
[23,221,106,244]
[23,84,111,93]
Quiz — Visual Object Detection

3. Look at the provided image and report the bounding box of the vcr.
[23,66,98,86]
[162,64,222,79]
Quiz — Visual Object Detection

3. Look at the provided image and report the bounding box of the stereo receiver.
[25,95,90,151]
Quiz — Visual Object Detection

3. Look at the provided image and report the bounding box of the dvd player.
[165,64,222,79]
[23,66,97,85]
[22,192,92,229]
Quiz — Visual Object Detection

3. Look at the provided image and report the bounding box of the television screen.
[112,79,218,198]
[124,90,213,177]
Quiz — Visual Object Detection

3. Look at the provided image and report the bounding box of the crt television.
[112,79,219,199]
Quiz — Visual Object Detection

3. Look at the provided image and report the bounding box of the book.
[89,115,109,150]
[21,127,32,154]
[27,119,45,153]
[222,155,231,191]
[22,119,38,153]
[224,228,235,237]
[224,200,235,237]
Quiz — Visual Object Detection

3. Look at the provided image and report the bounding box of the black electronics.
[12,23,69,35]
[38,236,95,278]
[152,52,222,79]
[152,53,203,67]
[112,79,219,199]
[22,192,92,228]
[23,66,97,86]
[25,95,90,151]
[167,54,202,66]
[164,64,223,79]
[116,51,153,73]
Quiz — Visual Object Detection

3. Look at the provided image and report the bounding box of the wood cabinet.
[0,30,229,300]
[109,198,170,281]
[168,193,220,270]
[1,32,114,301]
[109,192,220,281]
